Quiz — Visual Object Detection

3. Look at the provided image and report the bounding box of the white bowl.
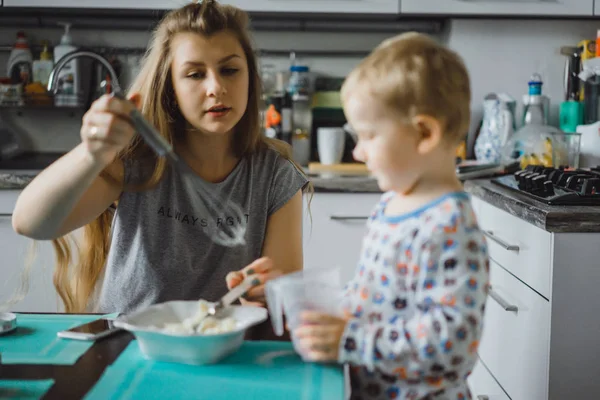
[113,301,268,365]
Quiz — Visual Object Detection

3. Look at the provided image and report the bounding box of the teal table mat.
[0,379,54,400]
[85,341,344,400]
[0,313,115,365]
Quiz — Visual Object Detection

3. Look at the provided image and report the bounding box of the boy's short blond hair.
[341,32,471,143]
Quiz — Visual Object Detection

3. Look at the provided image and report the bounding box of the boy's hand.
[294,311,348,362]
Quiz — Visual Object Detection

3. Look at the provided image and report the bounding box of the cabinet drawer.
[0,215,61,312]
[303,193,380,285]
[401,0,594,16]
[473,197,552,299]
[3,0,186,8]
[468,358,510,400]
[479,260,550,400]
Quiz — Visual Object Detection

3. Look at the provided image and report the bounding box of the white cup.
[317,127,346,165]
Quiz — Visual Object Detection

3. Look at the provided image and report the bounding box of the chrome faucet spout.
[47,50,123,95]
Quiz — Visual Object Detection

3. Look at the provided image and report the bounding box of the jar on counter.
[292,129,311,167]
[287,65,311,101]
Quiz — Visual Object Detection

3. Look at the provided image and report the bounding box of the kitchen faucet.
[47,49,171,157]
[47,50,123,96]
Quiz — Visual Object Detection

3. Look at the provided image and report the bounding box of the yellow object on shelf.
[24,82,52,106]
[578,39,596,102]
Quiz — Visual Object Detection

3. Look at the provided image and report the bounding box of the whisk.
[48,51,247,247]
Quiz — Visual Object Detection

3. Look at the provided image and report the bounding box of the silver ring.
[90,126,98,138]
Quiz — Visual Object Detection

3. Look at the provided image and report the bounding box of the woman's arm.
[12,94,139,240]
[261,189,304,275]
[12,144,124,240]
[227,190,304,304]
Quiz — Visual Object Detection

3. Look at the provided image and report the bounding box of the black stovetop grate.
[491,165,600,206]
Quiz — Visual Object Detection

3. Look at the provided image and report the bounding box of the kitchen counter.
[0,152,60,189]
[308,173,380,193]
[1,152,381,192]
[1,170,381,193]
[0,172,35,189]
[464,179,600,233]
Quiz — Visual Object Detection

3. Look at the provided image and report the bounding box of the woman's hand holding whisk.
[81,93,141,167]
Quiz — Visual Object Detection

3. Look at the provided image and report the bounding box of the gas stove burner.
[491,165,600,205]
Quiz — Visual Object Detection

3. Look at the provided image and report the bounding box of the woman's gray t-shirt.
[97,146,308,313]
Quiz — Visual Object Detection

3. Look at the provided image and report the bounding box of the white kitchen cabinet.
[468,358,510,400]
[470,196,600,400]
[475,197,552,299]
[302,192,380,285]
[3,0,399,13]
[596,0,600,14]
[401,0,594,16]
[0,190,60,313]
[223,0,399,14]
[479,260,550,400]
[2,0,187,8]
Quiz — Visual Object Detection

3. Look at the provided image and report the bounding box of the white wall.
[448,19,599,131]
[0,18,598,152]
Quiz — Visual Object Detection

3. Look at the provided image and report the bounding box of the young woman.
[12,0,308,314]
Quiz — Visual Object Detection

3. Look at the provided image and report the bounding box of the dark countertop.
[0,153,381,193]
[464,179,600,233]
[0,173,35,190]
[0,152,59,190]
[0,313,289,400]
[0,171,381,193]
[308,174,380,193]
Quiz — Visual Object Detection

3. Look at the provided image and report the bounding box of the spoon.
[198,277,256,325]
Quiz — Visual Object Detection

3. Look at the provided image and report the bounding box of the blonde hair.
[341,32,471,143]
[52,0,306,313]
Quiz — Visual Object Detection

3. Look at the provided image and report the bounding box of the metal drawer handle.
[330,216,369,221]
[483,231,519,252]
[477,396,490,400]
[488,286,518,312]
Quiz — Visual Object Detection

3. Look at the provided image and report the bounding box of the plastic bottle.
[53,22,80,107]
[288,65,311,101]
[7,31,33,86]
[522,73,549,126]
[32,40,54,86]
[268,72,293,144]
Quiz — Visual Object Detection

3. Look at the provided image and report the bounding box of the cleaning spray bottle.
[7,31,33,86]
[53,22,80,107]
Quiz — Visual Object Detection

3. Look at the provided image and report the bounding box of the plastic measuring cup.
[265,267,344,357]
[265,267,343,337]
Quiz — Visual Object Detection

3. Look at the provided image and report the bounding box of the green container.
[559,100,584,133]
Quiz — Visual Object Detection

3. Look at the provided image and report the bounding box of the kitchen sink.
[0,152,64,171]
